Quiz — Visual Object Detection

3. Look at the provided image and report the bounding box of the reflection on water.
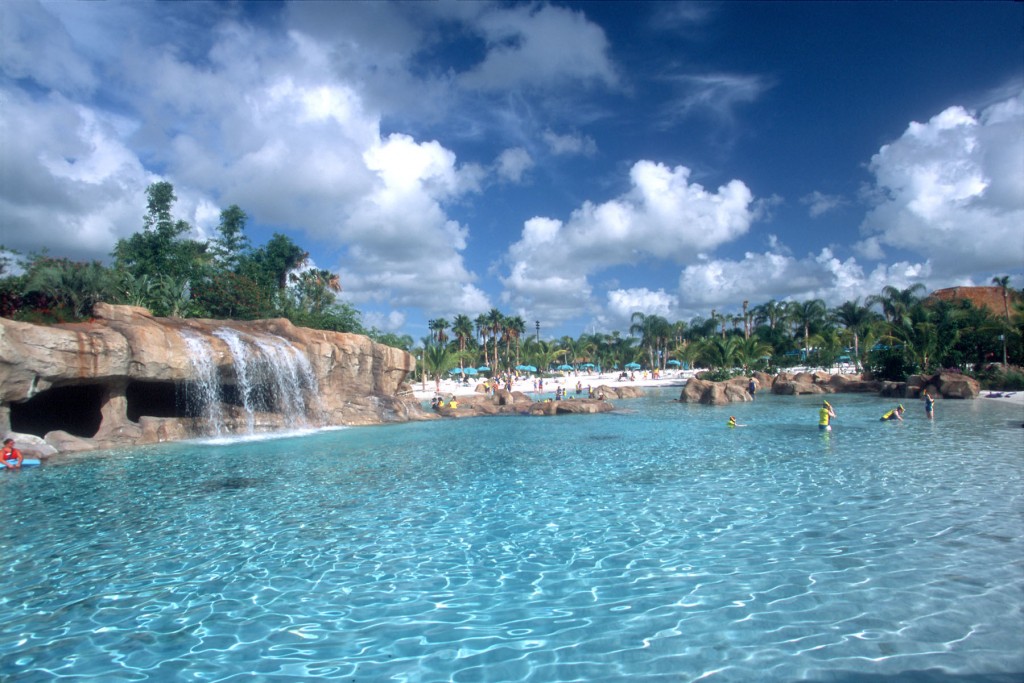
[1,391,1022,682]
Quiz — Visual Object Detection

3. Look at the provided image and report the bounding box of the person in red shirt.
[2,438,23,469]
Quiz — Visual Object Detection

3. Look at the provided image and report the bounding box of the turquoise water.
[2,391,1022,682]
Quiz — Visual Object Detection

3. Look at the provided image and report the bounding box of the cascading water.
[214,329,256,434]
[212,327,322,435]
[179,330,225,436]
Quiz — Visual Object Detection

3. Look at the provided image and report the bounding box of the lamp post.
[535,320,540,342]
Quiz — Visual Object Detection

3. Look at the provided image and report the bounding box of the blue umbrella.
[463,367,478,375]
[581,363,595,368]
[477,366,490,372]
[516,364,538,372]
[625,362,641,370]
[449,368,463,374]
[557,364,574,371]
[666,360,681,366]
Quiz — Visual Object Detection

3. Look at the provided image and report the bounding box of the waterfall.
[214,328,257,434]
[212,327,321,435]
[180,330,225,436]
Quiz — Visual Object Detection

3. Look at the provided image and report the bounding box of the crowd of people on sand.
[429,369,614,411]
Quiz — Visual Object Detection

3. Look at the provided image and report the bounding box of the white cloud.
[606,288,678,327]
[501,160,756,327]
[459,4,618,91]
[801,191,848,218]
[675,246,933,316]
[858,91,1024,276]
[495,147,534,183]
[543,130,598,157]
[0,88,152,259]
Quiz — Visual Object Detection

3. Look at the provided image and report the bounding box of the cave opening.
[126,380,181,421]
[9,384,104,438]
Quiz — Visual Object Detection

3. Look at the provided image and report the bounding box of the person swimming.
[881,405,904,421]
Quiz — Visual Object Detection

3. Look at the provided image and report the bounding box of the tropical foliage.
[1,185,1020,388]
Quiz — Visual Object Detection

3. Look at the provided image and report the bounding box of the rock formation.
[679,370,980,405]
[0,304,424,458]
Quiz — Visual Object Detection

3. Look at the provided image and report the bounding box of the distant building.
[928,285,1017,316]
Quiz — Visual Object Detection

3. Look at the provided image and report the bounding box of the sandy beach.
[412,369,1024,406]
[411,369,692,401]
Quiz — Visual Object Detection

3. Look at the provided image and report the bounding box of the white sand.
[411,369,693,401]
[412,369,1024,406]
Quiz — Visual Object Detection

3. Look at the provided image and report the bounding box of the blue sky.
[1,1,1021,340]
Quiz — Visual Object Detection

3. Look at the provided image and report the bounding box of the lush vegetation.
[1,182,371,336]
[412,286,1023,389]
[1,183,1020,389]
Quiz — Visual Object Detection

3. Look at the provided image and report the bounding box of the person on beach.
[747,378,757,400]
[880,405,904,422]
[923,391,934,419]
[2,438,23,469]
[819,400,836,431]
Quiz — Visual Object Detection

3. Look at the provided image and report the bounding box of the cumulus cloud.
[0,0,496,319]
[858,91,1024,275]
[501,161,756,326]
[675,246,933,316]
[606,288,678,327]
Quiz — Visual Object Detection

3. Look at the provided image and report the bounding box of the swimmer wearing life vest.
[818,400,836,431]
[727,416,741,428]
[881,405,904,421]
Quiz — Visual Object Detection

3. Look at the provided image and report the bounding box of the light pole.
[535,320,540,342]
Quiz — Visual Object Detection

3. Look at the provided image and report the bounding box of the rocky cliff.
[0,304,425,457]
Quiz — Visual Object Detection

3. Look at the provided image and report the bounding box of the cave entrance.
[9,384,104,439]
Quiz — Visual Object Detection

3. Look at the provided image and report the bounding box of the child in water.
[880,405,904,421]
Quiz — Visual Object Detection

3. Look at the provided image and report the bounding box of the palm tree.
[428,317,450,345]
[421,342,461,393]
[697,336,741,371]
[753,299,788,331]
[485,308,505,371]
[505,315,527,367]
[868,283,926,326]
[736,336,773,373]
[787,299,828,361]
[451,314,474,372]
[832,298,878,370]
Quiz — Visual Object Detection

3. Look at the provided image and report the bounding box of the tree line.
[415,284,1022,389]
[1,182,1020,387]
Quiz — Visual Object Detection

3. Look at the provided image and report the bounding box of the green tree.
[421,342,461,392]
[112,181,207,285]
[210,204,251,270]
[787,299,828,359]
[832,298,879,370]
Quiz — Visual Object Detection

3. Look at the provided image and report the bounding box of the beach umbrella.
[557,364,574,371]
[581,363,595,368]
[515,364,537,372]
[449,368,463,375]
[463,367,478,375]
[625,362,642,370]
[666,360,681,366]
[477,366,490,372]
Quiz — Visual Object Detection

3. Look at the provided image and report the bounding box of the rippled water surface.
[2,391,1022,682]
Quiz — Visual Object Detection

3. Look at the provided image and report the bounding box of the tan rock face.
[0,304,423,456]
